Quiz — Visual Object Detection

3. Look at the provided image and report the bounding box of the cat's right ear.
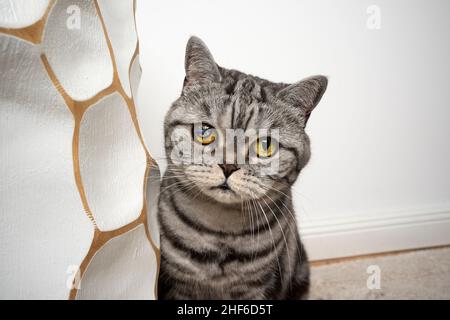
[184,36,222,87]
[277,76,328,124]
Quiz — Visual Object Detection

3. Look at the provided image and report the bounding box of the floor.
[309,247,450,300]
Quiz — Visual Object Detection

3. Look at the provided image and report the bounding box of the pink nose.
[219,164,240,178]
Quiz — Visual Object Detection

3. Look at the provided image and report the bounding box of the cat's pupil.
[202,129,211,137]
[261,137,271,150]
[201,124,212,136]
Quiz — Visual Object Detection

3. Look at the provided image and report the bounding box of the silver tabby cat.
[158,36,327,300]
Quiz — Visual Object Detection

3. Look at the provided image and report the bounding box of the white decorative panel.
[0,36,94,299]
[130,54,160,247]
[76,225,157,300]
[97,0,137,97]
[43,0,113,101]
[0,0,49,28]
[1,0,159,300]
[78,93,147,231]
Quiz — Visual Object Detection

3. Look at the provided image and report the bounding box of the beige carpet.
[309,247,450,300]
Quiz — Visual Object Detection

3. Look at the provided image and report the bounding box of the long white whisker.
[259,184,305,265]
[260,196,291,289]
[256,200,282,283]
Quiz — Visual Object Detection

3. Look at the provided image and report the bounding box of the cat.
[157,36,327,300]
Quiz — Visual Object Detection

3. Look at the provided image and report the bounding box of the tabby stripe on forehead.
[244,107,255,130]
[230,98,236,128]
[235,101,248,129]
[201,102,212,117]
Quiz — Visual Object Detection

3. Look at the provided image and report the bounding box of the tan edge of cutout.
[0,0,56,44]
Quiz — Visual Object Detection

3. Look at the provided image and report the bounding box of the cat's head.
[164,36,327,205]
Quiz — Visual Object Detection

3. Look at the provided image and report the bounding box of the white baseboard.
[299,207,450,261]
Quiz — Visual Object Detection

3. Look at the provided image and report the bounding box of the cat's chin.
[200,187,244,205]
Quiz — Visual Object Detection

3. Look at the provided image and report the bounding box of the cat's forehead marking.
[175,68,302,135]
[217,76,266,131]
[209,95,275,136]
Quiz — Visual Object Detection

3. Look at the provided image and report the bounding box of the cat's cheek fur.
[227,170,266,200]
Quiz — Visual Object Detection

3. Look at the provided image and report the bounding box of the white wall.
[136,0,450,260]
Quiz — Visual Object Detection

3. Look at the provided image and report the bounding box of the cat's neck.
[171,184,248,233]
[167,176,291,234]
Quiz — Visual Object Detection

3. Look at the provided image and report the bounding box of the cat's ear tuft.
[277,75,328,121]
[184,36,221,87]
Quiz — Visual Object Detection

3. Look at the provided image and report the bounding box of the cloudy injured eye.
[193,123,217,145]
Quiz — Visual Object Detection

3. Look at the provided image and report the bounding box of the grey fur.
[158,36,327,300]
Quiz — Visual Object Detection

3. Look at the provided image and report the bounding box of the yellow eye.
[194,124,217,145]
[256,137,276,158]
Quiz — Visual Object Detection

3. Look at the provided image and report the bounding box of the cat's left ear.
[184,36,222,87]
[277,76,328,123]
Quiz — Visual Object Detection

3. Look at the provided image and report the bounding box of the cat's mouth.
[212,182,235,193]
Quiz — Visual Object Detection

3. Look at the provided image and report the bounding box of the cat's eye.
[193,124,217,145]
[255,136,277,158]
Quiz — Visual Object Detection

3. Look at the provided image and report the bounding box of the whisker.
[260,196,292,289]
[259,185,306,265]
[255,201,283,283]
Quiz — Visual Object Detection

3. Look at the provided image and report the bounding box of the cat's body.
[158,178,309,300]
[157,37,327,300]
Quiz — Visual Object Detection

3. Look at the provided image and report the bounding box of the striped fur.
[158,37,327,300]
